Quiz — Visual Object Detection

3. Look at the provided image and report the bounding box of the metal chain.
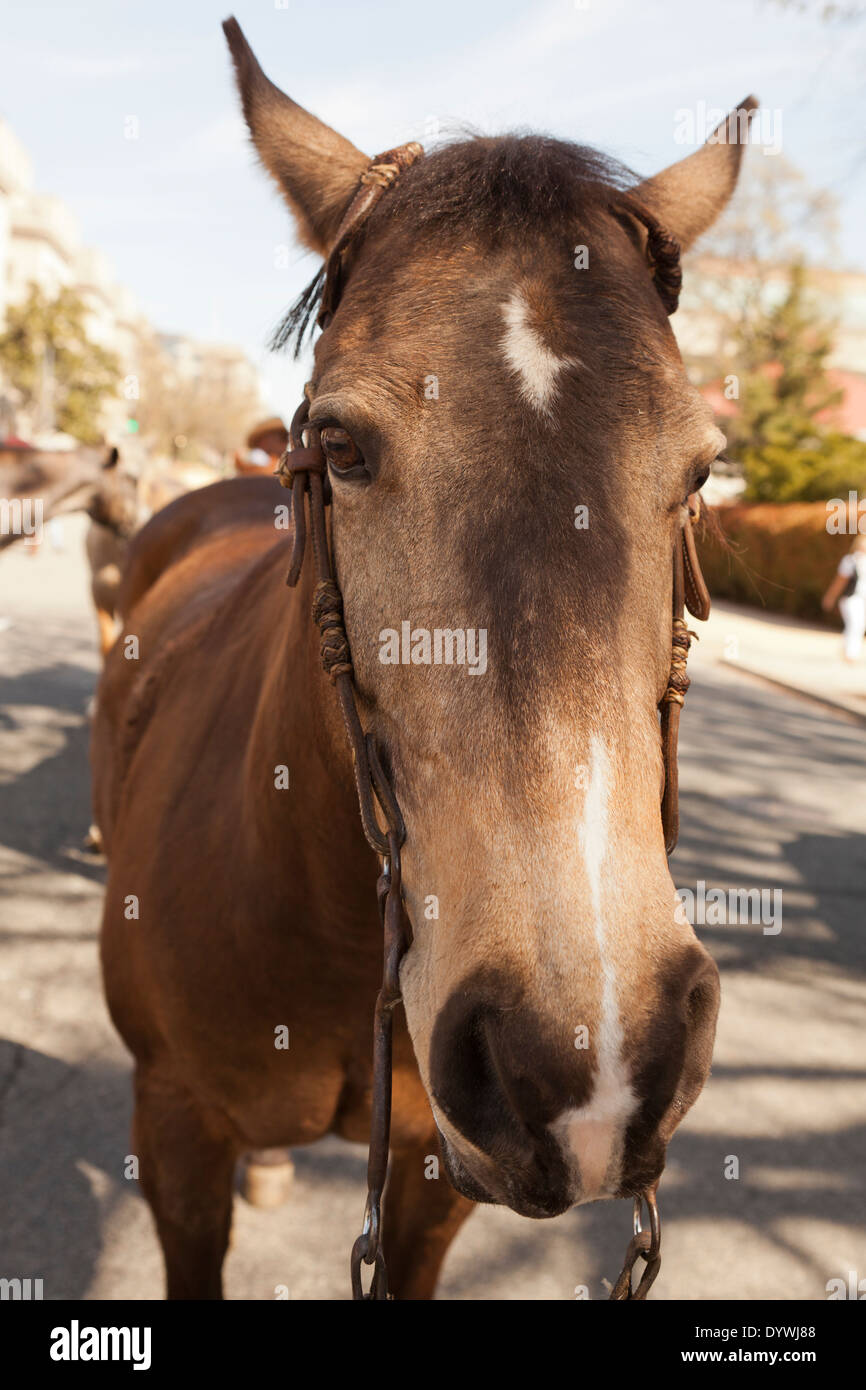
[609,1189,662,1300]
[350,828,409,1299]
[278,402,410,1299]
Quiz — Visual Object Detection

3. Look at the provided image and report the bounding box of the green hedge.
[698,502,855,622]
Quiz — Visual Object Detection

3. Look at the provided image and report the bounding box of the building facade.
[0,117,263,449]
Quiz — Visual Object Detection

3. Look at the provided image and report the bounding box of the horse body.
[91,18,758,1298]
[94,478,461,1297]
[85,521,130,655]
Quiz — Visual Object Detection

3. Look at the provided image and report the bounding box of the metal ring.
[350,1243,388,1300]
[633,1189,661,1261]
[360,1193,380,1261]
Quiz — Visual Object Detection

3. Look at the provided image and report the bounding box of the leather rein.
[275,142,711,1301]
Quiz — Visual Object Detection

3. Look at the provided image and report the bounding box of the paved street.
[1,516,864,1301]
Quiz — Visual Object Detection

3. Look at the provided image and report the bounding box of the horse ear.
[223,16,369,256]
[634,98,759,252]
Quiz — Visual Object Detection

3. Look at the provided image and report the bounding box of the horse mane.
[272,133,681,358]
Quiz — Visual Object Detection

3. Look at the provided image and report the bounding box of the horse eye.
[320,426,365,475]
[684,461,713,503]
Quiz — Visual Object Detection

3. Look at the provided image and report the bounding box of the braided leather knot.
[313,579,353,681]
[662,617,697,706]
[360,161,400,188]
[275,447,325,489]
[359,142,423,190]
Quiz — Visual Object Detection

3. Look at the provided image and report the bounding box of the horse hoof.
[241,1152,295,1208]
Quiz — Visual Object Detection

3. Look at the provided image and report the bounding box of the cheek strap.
[659,493,710,855]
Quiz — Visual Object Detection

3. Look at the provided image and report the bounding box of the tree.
[729,264,866,500]
[695,154,839,273]
[0,284,121,443]
[680,155,840,380]
[131,329,263,462]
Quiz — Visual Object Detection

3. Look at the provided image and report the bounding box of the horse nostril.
[686,956,721,1042]
[429,975,586,1218]
[668,953,721,1128]
[429,971,596,1161]
[621,948,721,1179]
[430,1003,516,1156]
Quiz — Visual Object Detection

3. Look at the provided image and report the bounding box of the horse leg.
[96,606,117,657]
[382,1141,476,1300]
[133,1069,238,1299]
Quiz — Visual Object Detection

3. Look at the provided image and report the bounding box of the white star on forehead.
[500,289,579,417]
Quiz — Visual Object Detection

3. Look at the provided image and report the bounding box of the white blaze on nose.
[500,290,575,416]
[552,735,636,1199]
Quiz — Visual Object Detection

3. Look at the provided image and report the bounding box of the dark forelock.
[273,133,678,355]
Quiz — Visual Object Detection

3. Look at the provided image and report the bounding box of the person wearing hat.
[234,417,289,476]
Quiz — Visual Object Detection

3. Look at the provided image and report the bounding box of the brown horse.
[0,443,130,555]
[0,443,224,655]
[0,443,139,653]
[91,17,756,1299]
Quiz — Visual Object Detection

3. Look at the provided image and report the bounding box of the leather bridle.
[276,143,711,1301]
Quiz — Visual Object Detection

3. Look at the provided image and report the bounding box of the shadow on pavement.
[0,1043,133,1300]
[0,658,104,881]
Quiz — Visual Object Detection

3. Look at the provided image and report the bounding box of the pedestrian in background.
[234,417,288,476]
[823,534,866,662]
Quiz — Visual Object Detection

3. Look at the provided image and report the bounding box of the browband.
[314,141,682,331]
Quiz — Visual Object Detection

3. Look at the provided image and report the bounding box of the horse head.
[226,18,753,1219]
[0,444,138,550]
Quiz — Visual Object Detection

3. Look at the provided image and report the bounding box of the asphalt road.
[1,515,864,1301]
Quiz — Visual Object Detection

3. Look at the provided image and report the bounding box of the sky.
[1,0,865,412]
